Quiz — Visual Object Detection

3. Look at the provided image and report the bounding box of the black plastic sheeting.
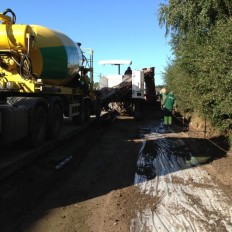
[131,121,232,232]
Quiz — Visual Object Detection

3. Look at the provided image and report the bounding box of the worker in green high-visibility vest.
[162,91,176,125]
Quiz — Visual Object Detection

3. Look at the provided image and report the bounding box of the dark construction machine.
[98,60,157,117]
[0,9,94,147]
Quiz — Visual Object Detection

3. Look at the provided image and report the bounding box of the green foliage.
[159,0,232,38]
[229,135,232,147]
[159,0,232,133]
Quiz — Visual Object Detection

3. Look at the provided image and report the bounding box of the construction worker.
[94,90,102,125]
[124,67,132,75]
[160,88,167,108]
[80,70,90,94]
[163,91,176,125]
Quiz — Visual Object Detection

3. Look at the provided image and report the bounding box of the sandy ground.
[0,110,232,232]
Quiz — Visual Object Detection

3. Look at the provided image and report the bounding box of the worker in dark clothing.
[94,90,102,125]
[163,91,176,125]
[80,70,90,94]
[124,67,132,75]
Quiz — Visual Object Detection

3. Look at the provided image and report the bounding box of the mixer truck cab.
[0,9,94,147]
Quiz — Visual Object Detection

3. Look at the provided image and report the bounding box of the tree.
[158,0,232,132]
[159,0,232,41]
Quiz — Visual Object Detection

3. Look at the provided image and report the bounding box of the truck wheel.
[48,103,63,140]
[85,101,91,122]
[72,101,85,125]
[134,101,142,120]
[30,106,47,147]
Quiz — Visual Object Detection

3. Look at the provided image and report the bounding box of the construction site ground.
[1,109,232,232]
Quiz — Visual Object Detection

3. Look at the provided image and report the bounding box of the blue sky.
[1,0,171,85]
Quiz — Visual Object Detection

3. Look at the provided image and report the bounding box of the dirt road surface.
[1,110,232,232]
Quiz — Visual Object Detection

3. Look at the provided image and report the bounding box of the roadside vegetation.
[158,0,232,144]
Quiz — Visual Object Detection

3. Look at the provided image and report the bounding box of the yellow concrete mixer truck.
[0,9,94,147]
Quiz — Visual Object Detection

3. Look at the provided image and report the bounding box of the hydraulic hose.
[3,8,16,24]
